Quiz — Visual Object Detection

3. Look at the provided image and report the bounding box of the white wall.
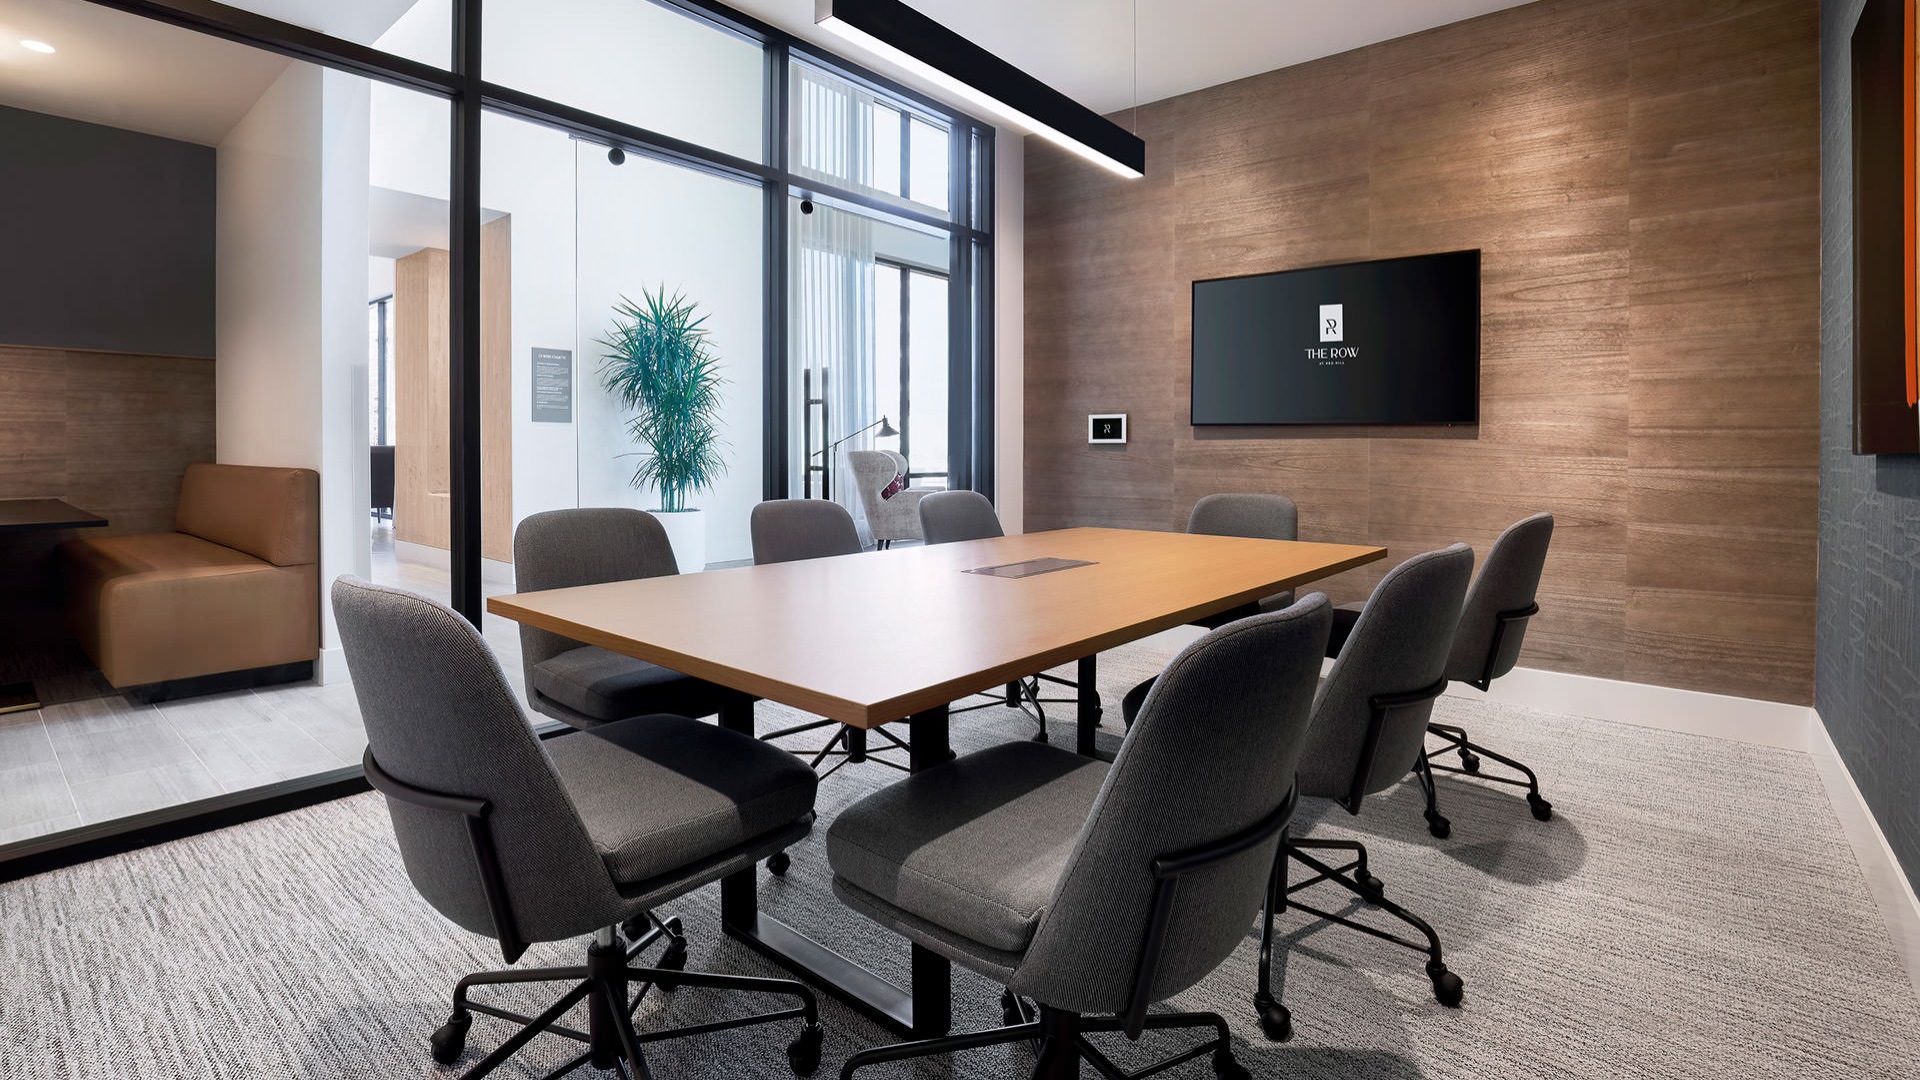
[217,63,371,679]
[575,151,765,565]
[994,130,1024,533]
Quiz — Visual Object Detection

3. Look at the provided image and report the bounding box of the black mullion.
[972,126,996,502]
[482,82,774,186]
[448,0,484,625]
[765,42,792,500]
[946,118,972,493]
[77,0,458,96]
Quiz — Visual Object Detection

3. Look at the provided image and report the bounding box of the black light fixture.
[815,0,1146,179]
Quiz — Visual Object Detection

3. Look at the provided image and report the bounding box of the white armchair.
[846,449,935,549]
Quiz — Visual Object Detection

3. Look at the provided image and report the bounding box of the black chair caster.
[1254,992,1293,1042]
[787,1022,824,1076]
[1424,809,1451,839]
[430,1010,471,1065]
[767,851,791,876]
[1427,961,1464,1007]
[1527,792,1553,821]
[1212,1049,1253,1080]
[1356,871,1385,904]
[652,936,689,992]
[1459,750,1481,773]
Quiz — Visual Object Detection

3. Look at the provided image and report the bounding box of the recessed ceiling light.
[21,40,56,54]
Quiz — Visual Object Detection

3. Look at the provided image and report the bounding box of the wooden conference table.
[490,526,1384,1038]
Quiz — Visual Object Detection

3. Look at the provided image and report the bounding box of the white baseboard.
[1445,664,1812,751]
[1808,709,1920,1000]
[317,647,349,686]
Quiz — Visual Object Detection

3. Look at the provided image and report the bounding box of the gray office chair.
[1426,513,1556,821]
[917,489,1075,741]
[1120,546,1473,1034]
[331,577,825,1080]
[829,595,1333,1080]
[917,489,1003,545]
[750,498,863,566]
[514,508,733,728]
[1257,543,1474,1036]
[1188,492,1300,624]
[1118,492,1302,727]
[749,499,910,779]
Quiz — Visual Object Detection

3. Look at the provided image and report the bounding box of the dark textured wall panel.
[1818,0,1920,894]
[0,106,216,359]
[1025,0,1822,704]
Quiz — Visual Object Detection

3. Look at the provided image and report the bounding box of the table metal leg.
[1077,655,1099,757]
[717,695,953,1039]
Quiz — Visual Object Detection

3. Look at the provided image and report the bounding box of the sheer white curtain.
[791,65,883,539]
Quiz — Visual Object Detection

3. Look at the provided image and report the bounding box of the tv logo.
[1319,304,1344,343]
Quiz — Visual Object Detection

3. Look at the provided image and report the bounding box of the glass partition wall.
[2,0,993,873]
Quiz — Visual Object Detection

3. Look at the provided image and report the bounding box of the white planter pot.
[649,508,707,573]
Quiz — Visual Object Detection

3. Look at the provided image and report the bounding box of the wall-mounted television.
[1191,249,1481,426]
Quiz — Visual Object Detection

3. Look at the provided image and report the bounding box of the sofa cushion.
[174,463,320,566]
[64,532,264,581]
[826,741,1106,954]
[545,714,818,887]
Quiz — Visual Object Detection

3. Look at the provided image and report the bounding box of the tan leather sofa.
[62,464,320,689]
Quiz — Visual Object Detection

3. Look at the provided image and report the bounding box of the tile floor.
[0,522,526,847]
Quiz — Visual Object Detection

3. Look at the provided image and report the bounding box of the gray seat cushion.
[531,645,730,723]
[827,741,1107,953]
[546,714,818,886]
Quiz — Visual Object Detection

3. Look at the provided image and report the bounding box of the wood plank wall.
[1023,0,1821,704]
[0,346,214,642]
[392,215,514,563]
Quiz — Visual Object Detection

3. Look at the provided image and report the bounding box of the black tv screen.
[1191,249,1481,426]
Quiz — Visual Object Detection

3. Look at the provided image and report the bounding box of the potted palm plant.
[598,287,728,572]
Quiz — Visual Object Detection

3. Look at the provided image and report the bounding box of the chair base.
[841,1004,1249,1080]
[1426,722,1553,822]
[1256,835,1463,1040]
[433,915,823,1080]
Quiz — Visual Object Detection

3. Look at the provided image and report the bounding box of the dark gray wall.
[1819,0,1920,894]
[0,106,215,358]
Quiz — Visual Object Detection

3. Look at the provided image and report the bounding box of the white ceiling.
[1,0,1539,148]
[728,0,1539,116]
[0,0,415,145]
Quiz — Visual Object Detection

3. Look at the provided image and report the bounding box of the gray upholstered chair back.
[513,508,681,672]
[846,450,901,515]
[1188,493,1298,541]
[1297,544,1473,805]
[751,499,862,564]
[1446,513,1553,685]
[918,490,1004,545]
[331,576,620,948]
[1012,594,1333,1015]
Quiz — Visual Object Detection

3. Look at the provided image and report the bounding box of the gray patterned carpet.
[3,636,1918,1079]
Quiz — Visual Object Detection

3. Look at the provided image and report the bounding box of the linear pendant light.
[815,0,1146,179]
